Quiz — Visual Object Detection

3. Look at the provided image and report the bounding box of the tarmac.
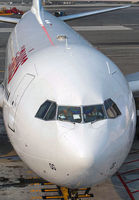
[0,3,138,200]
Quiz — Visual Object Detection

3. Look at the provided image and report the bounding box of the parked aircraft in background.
[0,0,138,193]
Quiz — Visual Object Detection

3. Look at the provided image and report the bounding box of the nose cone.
[57,122,107,188]
[56,117,130,189]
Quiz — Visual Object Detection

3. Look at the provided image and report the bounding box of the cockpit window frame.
[35,100,57,122]
[83,104,107,124]
[104,98,121,119]
[35,98,121,124]
[57,105,82,124]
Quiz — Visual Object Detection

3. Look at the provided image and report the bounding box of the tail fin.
[0,0,43,24]
[31,0,44,25]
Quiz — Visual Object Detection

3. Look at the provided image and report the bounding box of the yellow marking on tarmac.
[43,182,53,185]
[30,184,93,200]
[30,189,41,192]
[43,196,64,199]
[0,13,13,16]
[28,176,39,179]
[0,151,17,158]
[44,188,59,192]
[78,194,93,198]
[30,183,40,186]
[27,170,33,174]
[33,177,40,179]
[31,188,60,192]
[0,70,4,72]
[61,187,69,200]
[80,188,88,191]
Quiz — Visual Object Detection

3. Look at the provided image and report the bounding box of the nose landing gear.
[32,182,94,199]
[61,187,94,200]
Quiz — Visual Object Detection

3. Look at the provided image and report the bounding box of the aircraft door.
[8,74,35,132]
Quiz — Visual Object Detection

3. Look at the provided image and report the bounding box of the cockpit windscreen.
[57,106,82,123]
[36,99,121,124]
[83,105,106,123]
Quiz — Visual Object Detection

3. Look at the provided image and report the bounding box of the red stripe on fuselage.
[41,25,54,46]
[8,46,28,84]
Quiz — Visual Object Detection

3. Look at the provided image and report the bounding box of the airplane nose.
[57,122,107,183]
[57,120,129,188]
[58,122,106,163]
[72,137,96,167]
[71,146,95,170]
[55,119,128,188]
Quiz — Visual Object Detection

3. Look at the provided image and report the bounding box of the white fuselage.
[2,9,136,188]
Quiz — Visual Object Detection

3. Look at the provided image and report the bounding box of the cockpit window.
[35,99,121,123]
[57,106,82,123]
[44,102,57,121]
[35,100,56,121]
[104,99,121,118]
[83,105,106,123]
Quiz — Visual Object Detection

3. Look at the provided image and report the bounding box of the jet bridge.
[126,72,139,116]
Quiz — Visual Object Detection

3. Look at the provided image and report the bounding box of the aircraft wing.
[0,5,130,23]
[0,16,19,24]
[59,5,131,21]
